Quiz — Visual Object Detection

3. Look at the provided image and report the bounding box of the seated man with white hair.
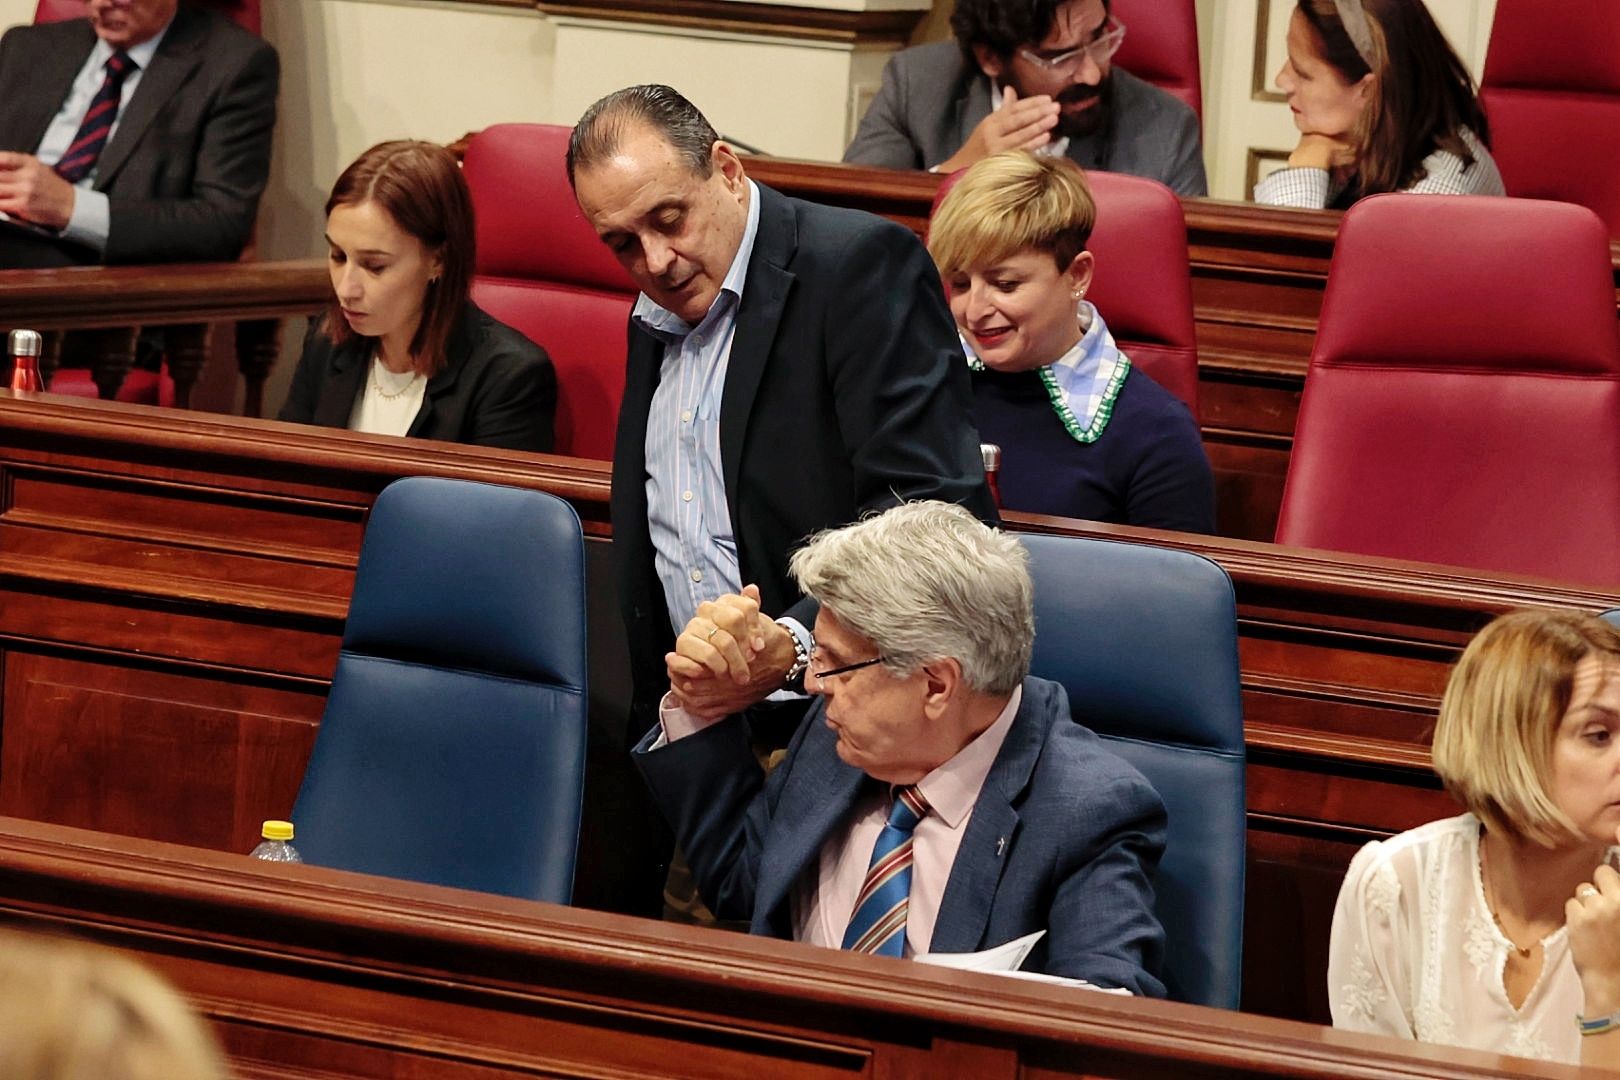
[633,500,1167,992]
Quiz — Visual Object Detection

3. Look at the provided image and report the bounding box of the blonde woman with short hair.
[1328,609,1620,1066]
[0,929,228,1080]
[928,150,1213,532]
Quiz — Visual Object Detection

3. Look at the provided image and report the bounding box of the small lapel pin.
[995,836,1007,857]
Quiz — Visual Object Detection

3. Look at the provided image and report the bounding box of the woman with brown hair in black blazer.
[280,140,555,452]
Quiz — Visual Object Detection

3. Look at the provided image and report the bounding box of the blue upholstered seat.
[1021,533,1246,1008]
[291,476,588,904]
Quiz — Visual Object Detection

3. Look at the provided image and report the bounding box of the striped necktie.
[842,785,930,957]
[54,51,136,185]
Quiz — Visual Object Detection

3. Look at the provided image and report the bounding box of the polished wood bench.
[0,816,1588,1080]
[4,392,1616,1023]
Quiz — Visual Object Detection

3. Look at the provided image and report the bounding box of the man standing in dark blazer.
[569,85,994,915]
[635,501,1166,990]
[0,0,278,268]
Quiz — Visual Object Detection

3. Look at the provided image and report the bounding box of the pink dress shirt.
[659,685,1021,956]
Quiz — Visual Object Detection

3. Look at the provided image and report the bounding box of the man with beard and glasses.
[844,0,1207,197]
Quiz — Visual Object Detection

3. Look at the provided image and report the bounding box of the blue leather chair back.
[292,477,588,903]
[1020,533,1245,1008]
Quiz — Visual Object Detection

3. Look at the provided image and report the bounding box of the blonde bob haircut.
[0,928,228,1080]
[927,150,1096,279]
[1431,608,1620,848]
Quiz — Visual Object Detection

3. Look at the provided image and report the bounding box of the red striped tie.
[54,51,136,185]
[842,785,930,957]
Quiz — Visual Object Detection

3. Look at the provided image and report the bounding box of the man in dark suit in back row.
[635,500,1167,989]
[844,0,1206,197]
[567,84,995,916]
[0,0,278,268]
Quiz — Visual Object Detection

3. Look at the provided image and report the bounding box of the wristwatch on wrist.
[777,617,811,686]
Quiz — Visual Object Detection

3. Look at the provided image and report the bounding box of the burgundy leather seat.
[1480,0,1620,238]
[1275,194,1620,588]
[1083,170,1199,419]
[1111,0,1201,122]
[462,123,636,462]
[931,167,1199,420]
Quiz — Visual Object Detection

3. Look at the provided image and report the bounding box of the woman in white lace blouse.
[1329,609,1620,1066]
[1255,0,1503,209]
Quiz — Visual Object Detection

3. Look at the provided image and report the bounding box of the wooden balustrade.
[0,815,1588,1080]
[3,392,1617,1025]
[0,259,328,414]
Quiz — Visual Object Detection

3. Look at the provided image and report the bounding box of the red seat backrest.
[462,123,638,462]
[1479,0,1620,238]
[36,0,261,34]
[1083,170,1198,419]
[929,167,1199,420]
[1111,0,1201,121]
[1275,193,1620,588]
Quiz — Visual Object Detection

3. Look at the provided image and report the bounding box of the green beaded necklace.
[965,352,1131,445]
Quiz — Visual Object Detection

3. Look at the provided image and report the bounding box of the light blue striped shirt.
[635,179,763,635]
[34,22,172,253]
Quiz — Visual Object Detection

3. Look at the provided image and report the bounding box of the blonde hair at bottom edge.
[0,928,227,1080]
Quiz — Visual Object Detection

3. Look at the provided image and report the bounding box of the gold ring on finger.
[706,625,719,642]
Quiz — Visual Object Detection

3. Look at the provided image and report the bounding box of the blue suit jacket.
[633,675,1168,995]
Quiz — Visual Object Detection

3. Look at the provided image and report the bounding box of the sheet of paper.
[916,931,1133,994]
[983,969,1133,994]
[915,930,1044,973]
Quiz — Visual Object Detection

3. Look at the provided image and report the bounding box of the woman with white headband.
[1256,0,1503,209]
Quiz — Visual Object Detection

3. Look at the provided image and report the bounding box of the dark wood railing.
[0,258,327,415]
[0,815,1588,1080]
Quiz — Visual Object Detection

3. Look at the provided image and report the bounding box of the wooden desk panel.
[0,817,1588,1080]
[4,393,1619,1025]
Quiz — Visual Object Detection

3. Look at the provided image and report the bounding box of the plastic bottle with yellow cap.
[249,820,303,863]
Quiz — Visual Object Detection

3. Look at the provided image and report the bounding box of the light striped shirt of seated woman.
[1329,609,1620,1067]
[1256,0,1504,210]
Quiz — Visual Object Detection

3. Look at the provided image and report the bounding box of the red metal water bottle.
[981,443,1002,510]
[8,329,42,393]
